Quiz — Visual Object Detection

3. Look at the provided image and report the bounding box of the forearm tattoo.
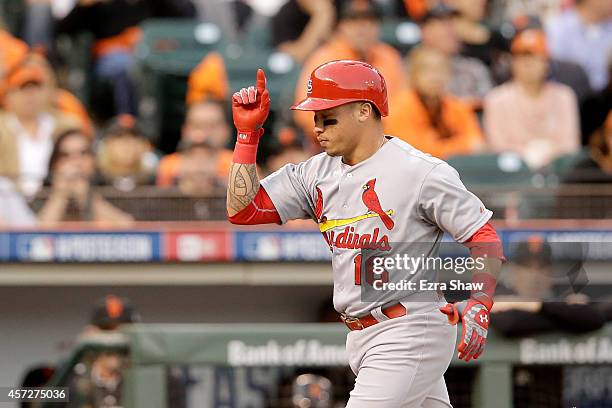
[227,163,259,213]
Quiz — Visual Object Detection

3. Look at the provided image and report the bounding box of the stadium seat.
[380,19,421,55]
[136,19,226,61]
[134,62,190,152]
[135,18,302,151]
[135,19,224,149]
[56,32,95,110]
[224,50,300,99]
[446,153,534,187]
[243,17,272,50]
[1,0,25,36]
[545,148,591,184]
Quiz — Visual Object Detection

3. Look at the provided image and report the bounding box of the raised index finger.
[256,68,267,94]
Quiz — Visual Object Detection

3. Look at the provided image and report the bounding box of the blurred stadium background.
[0,0,611,407]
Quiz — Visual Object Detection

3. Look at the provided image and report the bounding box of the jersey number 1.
[354,254,388,286]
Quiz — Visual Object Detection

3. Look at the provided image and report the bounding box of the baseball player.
[227,61,504,407]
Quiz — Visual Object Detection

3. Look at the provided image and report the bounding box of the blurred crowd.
[0,0,610,227]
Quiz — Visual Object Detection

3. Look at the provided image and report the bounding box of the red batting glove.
[440,299,490,362]
[232,68,270,145]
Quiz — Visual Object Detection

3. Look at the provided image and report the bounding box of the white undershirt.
[0,177,36,227]
[8,114,56,197]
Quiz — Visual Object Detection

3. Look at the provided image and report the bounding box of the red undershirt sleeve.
[463,222,504,308]
[463,222,506,261]
[227,186,281,225]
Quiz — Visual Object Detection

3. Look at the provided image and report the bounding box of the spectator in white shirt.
[0,177,37,228]
[0,62,77,197]
[545,0,612,92]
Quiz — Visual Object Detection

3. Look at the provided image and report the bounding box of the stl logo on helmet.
[307,79,313,95]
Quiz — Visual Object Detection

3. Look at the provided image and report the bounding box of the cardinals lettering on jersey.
[316,180,394,252]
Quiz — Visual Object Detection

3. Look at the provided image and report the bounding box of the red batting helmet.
[291,60,389,116]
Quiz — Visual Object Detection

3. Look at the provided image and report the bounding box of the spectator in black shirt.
[580,61,612,145]
[491,238,605,338]
[564,113,612,184]
[55,0,195,116]
[553,112,612,219]
[270,0,336,63]
[448,0,509,81]
[56,0,196,49]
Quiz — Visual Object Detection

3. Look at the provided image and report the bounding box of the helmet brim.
[290,97,358,112]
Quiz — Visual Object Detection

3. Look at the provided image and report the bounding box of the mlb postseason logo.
[11,232,160,262]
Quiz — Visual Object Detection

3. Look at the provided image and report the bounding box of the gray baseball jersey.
[261,136,492,316]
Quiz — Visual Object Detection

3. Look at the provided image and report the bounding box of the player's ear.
[357,102,373,123]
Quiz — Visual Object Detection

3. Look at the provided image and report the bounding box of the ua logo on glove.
[480,314,488,324]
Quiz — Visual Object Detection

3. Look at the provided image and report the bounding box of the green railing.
[43,323,612,408]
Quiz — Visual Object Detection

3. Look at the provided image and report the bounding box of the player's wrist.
[468,294,493,311]
[470,272,497,310]
[236,128,263,145]
[233,128,263,164]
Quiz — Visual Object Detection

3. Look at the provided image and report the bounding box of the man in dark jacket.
[491,237,605,337]
[56,0,195,115]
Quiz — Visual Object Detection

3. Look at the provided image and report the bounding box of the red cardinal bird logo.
[314,186,327,223]
[362,178,394,230]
